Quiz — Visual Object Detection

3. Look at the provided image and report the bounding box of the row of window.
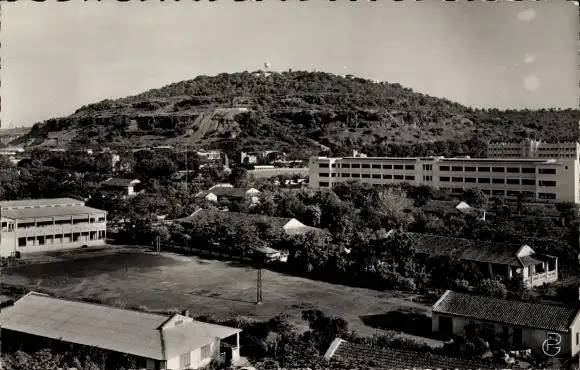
[320,172,556,187]
[439,188,556,199]
[322,163,417,170]
[16,218,106,229]
[440,166,556,174]
[17,231,106,247]
[319,163,558,174]
[439,177,556,187]
[318,181,558,200]
[320,173,415,181]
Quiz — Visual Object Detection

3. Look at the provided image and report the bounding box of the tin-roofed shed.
[0,292,243,369]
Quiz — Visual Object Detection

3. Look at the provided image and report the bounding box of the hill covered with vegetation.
[18,70,580,157]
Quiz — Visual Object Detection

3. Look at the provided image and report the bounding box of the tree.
[230,166,248,188]
[375,187,414,229]
[462,188,488,209]
[474,278,507,298]
[0,155,12,169]
[301,309,351,352]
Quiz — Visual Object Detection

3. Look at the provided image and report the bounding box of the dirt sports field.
[0,246,441,346]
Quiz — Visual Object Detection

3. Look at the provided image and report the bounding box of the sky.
[1,0,578,128]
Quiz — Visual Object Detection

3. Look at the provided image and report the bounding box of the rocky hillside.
[17,71,580,156]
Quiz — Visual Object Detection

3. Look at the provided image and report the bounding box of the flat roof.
[0,198,84,209]
[2,206,106,220]
[313,156,566,164]
[341,157,419,160]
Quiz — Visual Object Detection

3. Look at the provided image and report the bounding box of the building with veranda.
[0,198,107,257]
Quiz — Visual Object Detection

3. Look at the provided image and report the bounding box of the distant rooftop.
[326,339,496,369]
[101,178,140,187]
[407,233,554,267]
[2,205,106,220]
[433,290,579,332]
[196,186,258,198]
[175,209,320,236]
[0,198,84,210]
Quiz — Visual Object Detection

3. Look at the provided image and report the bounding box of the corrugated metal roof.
[176,209,292,229]
[0,292,168,359]
[196,187,252,198]
[0,293,242,361]
[0,198,84,209]
[408,233,523,266]
[102,178,140,187]
[1,206,106,220]
[421,200,465,214]
[175,209,321,237]
[433,290,579,332]
[330,339,497,369]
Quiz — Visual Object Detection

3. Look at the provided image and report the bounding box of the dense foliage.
[19,71,580,157]
[2,148,578,300]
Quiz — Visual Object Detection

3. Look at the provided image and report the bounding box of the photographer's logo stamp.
[542,332,562,357]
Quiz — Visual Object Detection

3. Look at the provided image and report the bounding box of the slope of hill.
[0,127,31,147]
[16,71,580,156]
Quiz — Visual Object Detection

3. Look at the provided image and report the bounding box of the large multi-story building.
[487,139,580,160]
[0,198,107,257]
[308,156,580,203]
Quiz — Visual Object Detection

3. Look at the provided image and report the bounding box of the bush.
[474,279,507,298]
[452,279,470,293]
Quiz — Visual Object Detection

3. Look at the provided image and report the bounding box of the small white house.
[100,178,141,197]
[195,186,261,204]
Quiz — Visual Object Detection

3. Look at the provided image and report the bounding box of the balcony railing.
[529,270,558,282]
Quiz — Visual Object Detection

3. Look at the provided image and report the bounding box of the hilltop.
[14,71,580,156]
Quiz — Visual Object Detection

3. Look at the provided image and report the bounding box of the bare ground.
[1,246,442,347]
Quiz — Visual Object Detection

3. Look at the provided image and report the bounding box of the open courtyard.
[0,246,440,345]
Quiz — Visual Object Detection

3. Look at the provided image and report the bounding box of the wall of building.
[432,313,575,356]
[165,338,219,370]
[487,140,580,160]
[308,156,580,203]
[0,216,107,257]
[570,314,580,357]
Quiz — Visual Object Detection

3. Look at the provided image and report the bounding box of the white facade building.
[308,156,580,203]
[0,198,107,257]
[487,139,580,160]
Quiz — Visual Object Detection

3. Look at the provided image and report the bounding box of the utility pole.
[256,266,263,305]
[185,145,188,194]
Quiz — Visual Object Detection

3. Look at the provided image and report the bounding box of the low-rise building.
[0,198,107,257]
[195,184,261,204]
[196,149,222,161]
[175,208,320,237]
[100,178,141,198]
[432,290,580,357]
[0,147,24,156]
[0,292,242,370]
[421,200,486,220]
[408,233,558,288]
